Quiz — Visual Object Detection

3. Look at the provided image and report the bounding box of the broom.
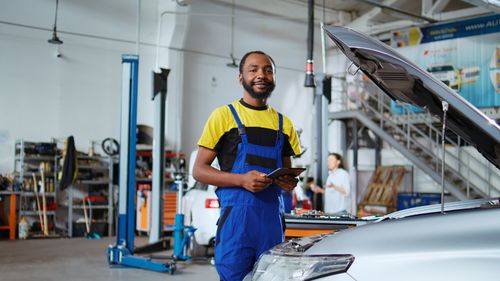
[82,198,100,240]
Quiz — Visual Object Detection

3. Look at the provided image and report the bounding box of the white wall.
[1,0,329,174]
[179,0,326,167]
[0,0,186,172]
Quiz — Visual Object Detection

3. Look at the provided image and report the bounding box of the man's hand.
[240,170,272,192]
[274,175,298,192]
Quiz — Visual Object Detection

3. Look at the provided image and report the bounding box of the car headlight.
[244,235,354,281]
[247,253,354,281]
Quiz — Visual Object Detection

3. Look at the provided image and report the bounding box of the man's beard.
[242,79,275,100]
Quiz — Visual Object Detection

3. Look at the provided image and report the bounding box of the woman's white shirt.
[324,168,350,214]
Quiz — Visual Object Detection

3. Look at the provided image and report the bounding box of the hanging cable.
[136,0,141,55]
[226,0,238,68]
[230,0,235,56]
[320,0,326,74]
[48,0,63,45]
[154,6,162,72]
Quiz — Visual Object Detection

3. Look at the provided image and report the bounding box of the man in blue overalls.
[194,51,302,281]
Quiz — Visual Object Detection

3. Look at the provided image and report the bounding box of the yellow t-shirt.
[198,99,301,172]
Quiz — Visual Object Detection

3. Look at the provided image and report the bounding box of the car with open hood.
[244,25,500,281]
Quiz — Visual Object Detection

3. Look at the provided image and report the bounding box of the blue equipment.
[107,54,195,273]
[172,173,196,261]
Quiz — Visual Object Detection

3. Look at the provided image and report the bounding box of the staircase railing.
[345,83,499,198]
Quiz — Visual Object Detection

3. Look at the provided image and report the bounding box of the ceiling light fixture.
[48,0,63,45]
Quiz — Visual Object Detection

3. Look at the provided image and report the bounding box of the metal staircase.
[330,87,500,200]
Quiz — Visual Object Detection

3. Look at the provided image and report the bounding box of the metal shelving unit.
[65,154,116,237]
[14,139,59,237]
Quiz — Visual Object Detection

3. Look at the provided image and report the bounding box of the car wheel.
[189,212,207,257]
[189,234,207,257]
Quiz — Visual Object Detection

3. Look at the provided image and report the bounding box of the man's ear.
[239,74,243,85]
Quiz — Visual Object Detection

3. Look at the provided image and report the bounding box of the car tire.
[189,234,207,257]
[189,212,207,257]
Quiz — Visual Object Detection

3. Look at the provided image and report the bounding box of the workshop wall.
[1,0,337,178]
[180,0,325,167]
[0,0,181,172]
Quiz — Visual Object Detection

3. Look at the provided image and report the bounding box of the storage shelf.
[27,233,59,238]
[14,172,55,178]
[76,180,111,185]
[66,153,114,238]
[20,211,56,216]
[77,155,109,161]
[19,192,56,197]
[71,205,110,210]
[78,165,109,170]
[15,139,59,238]
[137,178,174,183]
[15,156,55,161]
[74,219,108,224]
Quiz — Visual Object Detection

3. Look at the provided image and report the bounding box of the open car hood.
[323,25,500,168]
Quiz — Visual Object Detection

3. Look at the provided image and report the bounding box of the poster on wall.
[389,14,500,113]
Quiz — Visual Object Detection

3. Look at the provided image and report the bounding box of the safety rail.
[395,105,500,197]
[345,82,499,199]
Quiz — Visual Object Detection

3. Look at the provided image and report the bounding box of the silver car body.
[245,25,500,281]
[308,206,500,281]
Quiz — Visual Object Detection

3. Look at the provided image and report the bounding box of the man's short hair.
[239,51,276,74]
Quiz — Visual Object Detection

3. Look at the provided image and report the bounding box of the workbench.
[284,213,374,238]
[0,191,20,240]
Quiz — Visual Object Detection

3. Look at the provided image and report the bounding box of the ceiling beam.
[424,0,451,16]
[209,0,343,24]
[461,0,500,13]
[354,0,438,22]
[431,6,492,20]
[366,20,419,34]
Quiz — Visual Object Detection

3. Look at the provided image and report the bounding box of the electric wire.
[0,19,303,73]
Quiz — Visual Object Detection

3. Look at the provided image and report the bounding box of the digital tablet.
[266,167,306,179]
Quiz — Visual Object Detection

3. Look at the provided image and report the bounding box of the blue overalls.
[215,104,286,281]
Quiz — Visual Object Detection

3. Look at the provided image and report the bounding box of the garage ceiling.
[210,0,497,36]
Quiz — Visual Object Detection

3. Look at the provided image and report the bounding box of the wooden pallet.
[359,166,406,214]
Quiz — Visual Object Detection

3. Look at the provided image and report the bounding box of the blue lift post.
[107,54,175,273]
[107,55,197,273]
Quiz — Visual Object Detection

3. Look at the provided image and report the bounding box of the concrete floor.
[0,237,219,281]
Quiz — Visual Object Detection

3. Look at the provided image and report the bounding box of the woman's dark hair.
[239,50,276,74]
[329,152,346,170]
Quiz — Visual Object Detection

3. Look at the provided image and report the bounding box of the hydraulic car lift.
[107,54,195,273]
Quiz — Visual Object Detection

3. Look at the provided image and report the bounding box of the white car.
[182,150,220,256]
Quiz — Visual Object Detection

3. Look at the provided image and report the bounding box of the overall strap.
[227,104,247,136]
[276,112,284,168]
[278,113,283,134]
[276,112,284,144]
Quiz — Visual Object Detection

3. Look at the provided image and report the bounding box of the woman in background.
[323,153,351,215]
